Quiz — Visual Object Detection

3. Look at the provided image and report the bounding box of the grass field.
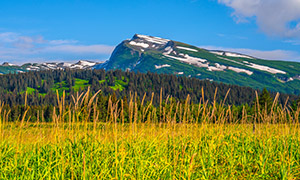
[0,89,299,179]
[73,78,90,92]
[1,123,299,179]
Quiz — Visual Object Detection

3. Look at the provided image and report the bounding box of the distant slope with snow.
[0,60,103,74]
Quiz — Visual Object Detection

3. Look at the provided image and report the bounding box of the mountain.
[0,60,102,74]
[94,34,300,95]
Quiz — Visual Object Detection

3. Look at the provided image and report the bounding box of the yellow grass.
[0,88,299,179]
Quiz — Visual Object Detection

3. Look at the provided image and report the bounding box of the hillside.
[95,34,300,95]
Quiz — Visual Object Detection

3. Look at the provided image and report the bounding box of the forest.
[0,69,299,123]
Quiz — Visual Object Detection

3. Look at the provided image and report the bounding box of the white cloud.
[200,45,300,62]
[49,39,78,45]
[0,32,114,63]
[285,40,300,46]
[218,0,300,38]
[43,44,114,54]
[0,32,19,43]
[0,33,46,48]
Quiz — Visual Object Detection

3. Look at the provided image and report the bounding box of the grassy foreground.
[1,123,300,179]
[0,89,299,179]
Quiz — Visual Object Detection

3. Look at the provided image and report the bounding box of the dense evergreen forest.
[0,69,298,105]
[0,69,299,122]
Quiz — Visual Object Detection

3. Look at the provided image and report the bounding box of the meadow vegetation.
[0,88,299,179]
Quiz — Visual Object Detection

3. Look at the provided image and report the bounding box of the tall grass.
[0,88,299,179]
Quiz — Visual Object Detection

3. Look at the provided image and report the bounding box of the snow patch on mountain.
[155,64,171,69]
[210,51,223,56]
[26,66,40,71]
[163,54,208,66]
[136,34,169,45]
[211,50,254,59]
[211,63,227,71]
[244,62,286,74]
[129,41,150,48]
[207,63,228,72]
[58,62,72,67]
[75,60,97,67]
[177,46,198,52]
[228,67,253,75]
[218,56,284,75]
[164,46,173,54]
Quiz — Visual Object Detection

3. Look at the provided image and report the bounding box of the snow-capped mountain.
[0,60,102,74]
[95,34,300,94]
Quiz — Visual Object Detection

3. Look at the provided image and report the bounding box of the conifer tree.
[258,88,273,114]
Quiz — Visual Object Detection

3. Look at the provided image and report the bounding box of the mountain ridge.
[95,34,300,94]
[0,60,103,74]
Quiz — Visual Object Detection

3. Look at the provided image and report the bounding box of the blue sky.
[0,0,300,64]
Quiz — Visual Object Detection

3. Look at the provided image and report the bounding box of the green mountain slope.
[95,34,300,94]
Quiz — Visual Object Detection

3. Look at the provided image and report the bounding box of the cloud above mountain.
[0,32,114,64]
[218,0,300,38]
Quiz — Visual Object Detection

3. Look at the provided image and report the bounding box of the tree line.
[0,69,299,122]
